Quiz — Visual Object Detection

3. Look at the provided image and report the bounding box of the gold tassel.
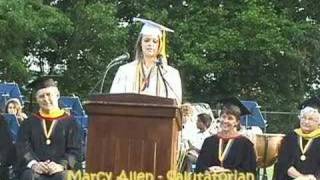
[160,31,167,64]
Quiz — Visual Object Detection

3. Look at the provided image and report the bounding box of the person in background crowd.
[181,103,197,149]
[5,98,28,125]
[185,113,212,171]
[0,115,15,180]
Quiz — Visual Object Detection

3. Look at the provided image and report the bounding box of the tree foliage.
[1,0,320,133]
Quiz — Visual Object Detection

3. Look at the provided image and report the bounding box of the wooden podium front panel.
[86,111,177,177]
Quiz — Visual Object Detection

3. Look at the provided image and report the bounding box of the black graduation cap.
[26,75,60,113]
[218,97,251,116]
[26,75,60,92]
[299,96,320,110]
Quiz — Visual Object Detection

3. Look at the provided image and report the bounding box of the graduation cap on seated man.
[295,95,320,128]
[299,96,320,111]
[26,75,61,113]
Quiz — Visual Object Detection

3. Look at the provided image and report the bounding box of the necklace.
[41,120,57,145]
[299,136,313,161]
[218,138,234,167]
[140,63,155,91]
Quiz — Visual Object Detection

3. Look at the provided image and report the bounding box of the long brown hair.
[5,99,22,115]
[134,34,162,62]
[5,98,26,122]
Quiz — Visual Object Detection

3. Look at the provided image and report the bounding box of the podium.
[84,93,181,177]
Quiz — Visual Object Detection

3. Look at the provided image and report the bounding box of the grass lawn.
[257,165,274,180]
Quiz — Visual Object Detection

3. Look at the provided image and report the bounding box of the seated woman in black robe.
[16,76,82,180]
[195,97,257,176]
[0,115,16,180]
[273,96,320,180]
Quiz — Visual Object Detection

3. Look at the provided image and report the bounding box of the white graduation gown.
[110,60,182,104]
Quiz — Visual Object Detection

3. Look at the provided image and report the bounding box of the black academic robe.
[273,132,320,180]
[0,116,15,180]
[16,113,81,180]
[195,135,257,174]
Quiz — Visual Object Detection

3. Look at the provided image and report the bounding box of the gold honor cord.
[299,136,313,161]
[218,139,234,167]
[41,120,57,145]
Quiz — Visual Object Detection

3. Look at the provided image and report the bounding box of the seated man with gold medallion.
[273,96,320,180]
[16,76,81,180]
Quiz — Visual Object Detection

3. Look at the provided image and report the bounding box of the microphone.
[156,57,182,103]
[111,52,130,63]
[99,53,130,93]
[89,53,130,94]
[156,57,168,98]
[156,58,163,67]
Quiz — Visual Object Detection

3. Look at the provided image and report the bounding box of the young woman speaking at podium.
[110,18,182,104]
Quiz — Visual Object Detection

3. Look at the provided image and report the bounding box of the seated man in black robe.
[195,97,257,176]
[0,115,16,180]
[273,96,320,180]
[16,76,81,180]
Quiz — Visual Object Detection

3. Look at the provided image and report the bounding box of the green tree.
[2,0,320,133]
[114,0,320,133]
[49,0,128,96]
[0,0,31,83]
